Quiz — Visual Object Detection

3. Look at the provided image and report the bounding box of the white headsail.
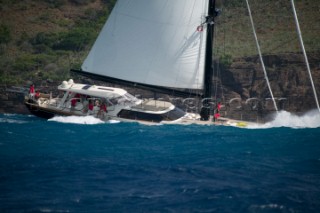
[82,0,209,89]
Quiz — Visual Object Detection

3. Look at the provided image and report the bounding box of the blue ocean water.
[1,112,320,213]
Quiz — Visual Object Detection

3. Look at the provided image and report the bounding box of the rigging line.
[212,19,217,100]
[245,0,278,112]
[213,22,219,101]
[290,0,320,113]
[217,35,224,102]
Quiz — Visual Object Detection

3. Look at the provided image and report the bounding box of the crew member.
[71,94,80,109]
[35,91,40,99]
[29,84,35,98]
[87,100,94,115]
[98,102,108,119]
[217,102,221,112]
[100,102,107,113]
[213,111,220,122]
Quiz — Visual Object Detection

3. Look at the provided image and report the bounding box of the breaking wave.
[248,109,320,129]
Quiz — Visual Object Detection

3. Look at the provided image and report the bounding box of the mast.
[204,0,215,99]
[200,0,216,120]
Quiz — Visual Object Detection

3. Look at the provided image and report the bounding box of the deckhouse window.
[98,87,114,91]
[82,85,91,90]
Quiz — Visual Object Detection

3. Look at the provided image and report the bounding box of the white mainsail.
[82,0,209,89]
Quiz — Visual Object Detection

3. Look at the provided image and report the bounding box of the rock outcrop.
[215,52,320,121]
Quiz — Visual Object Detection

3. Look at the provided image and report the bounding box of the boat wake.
[48,116,120,125]
[247,110,320,129]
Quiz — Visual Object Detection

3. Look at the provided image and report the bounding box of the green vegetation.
[0,0,319,86]
[0,24,11,45]
[219,54,233,67]
[30,27,95,52]
[214,0,320,62]
[53,28,95,51]
[0,0,116,85]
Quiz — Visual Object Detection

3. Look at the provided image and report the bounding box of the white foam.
[247,110,320,129]
[108,119,121,124]
[48,116,105,125]
[48,116,122,125]
[0,119,24,124]
[0,116,28,124]
[3,113,17,117]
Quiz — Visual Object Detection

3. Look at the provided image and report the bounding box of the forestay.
[82,0,209,89]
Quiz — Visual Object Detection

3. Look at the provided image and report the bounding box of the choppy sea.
[1,111,320,213]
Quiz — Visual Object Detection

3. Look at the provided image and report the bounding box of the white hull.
[25,80,253,128]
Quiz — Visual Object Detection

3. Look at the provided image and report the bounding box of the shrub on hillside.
[13,54,56,72]
[53,28,95,51]
[30,32,56,47]
[44,63,59,72]
[220,54,233,67]
[13,55,38,72]
[18,41,34,53]
[101,0,116,7]
[17,31,29,46]
[0,24,11,45]
[84,8,98,21]
[69,0,94,5]
[41,0,66,8]
[33,44,52,54]
[30,28,95,52]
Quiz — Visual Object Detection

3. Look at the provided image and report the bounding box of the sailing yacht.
[24,0,249,126]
